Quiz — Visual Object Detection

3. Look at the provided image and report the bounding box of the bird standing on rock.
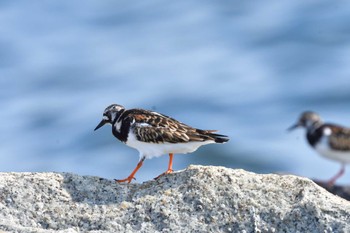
[94,104,229,183]
[289,111,350,186]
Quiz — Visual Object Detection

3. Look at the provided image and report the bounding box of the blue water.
[2,1,350,183]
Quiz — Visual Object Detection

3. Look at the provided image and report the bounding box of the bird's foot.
[326,179,336,188]
[326,166,345,187]
[154,169,173,180]
[115,176,136,184]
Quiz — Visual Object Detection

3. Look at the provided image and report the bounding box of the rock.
[0,165,349,232]
[313,180,350,201]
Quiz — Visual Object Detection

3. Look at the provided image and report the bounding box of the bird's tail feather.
[208,133,229,143]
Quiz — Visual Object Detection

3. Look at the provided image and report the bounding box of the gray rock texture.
[0,165,349,233]
[314,180,350,202]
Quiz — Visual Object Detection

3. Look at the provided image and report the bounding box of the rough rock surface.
[314,180,350,202]
[0,165,349,233]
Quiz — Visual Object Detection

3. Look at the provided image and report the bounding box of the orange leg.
[327,163,345,186]
[155,153,174,180]
[116,157,145,184]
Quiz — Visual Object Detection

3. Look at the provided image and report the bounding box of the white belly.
[315,136,350,163]
[126,132,215,159]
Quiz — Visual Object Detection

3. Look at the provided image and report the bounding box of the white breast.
[125,131,215,160]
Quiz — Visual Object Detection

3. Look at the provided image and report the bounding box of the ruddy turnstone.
[94,104,229,183]
[288,111,350,185]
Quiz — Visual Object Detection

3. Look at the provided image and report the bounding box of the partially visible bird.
[94,104,229,183]
[289,111,350,185]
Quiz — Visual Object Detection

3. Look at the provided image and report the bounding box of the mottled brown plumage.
[125,109,225,144]
[94,104,229,183]
[328,125,350,151]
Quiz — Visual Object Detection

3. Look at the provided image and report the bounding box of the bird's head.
[94,104,125,131]
[288,111,322,131]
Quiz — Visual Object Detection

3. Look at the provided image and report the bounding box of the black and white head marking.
[94,104,126,131]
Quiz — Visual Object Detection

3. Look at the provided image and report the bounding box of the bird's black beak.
[94,119,107,131]
[287,123,300,131]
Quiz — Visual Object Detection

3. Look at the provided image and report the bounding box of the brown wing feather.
[329,125,350,151]
[127,109,219,144]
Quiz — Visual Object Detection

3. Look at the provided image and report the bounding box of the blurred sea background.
[2,1,350,183]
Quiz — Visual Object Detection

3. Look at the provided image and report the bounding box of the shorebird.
[289,111,350,185]
[94,104,229,183]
